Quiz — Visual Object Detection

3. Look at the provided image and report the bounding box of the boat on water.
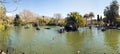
[36,27,40,30]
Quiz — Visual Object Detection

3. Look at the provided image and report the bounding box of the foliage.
[47,18,56,26]
[66,12,86,27]
[0,20,10,30]
[0,5,6,19]
[37,17,49,26]
[104,0,119,25]
[0,4,10,30]
[89,12,94,18]
[54,13,61,19]
[0,0,20,30]
[19,10,37,22]
[89,12,95,25]
[53,13,62,25]
[14,14,22,26]
[58,20,66,26]
[116,17,120,25]
[84,14,89,26]
[97,15,104,26]
[0,21,5,30]
[83,12,94,26]
[84,14,89,19]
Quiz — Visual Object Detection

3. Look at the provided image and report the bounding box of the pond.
[0,26,120,54]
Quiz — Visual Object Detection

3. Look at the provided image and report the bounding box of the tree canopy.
[14,14,22,26]
[66,12,86,27]
[0,3,6,19]
[89,12,95,18]
[84,14,89,19]
[104,0,119,25]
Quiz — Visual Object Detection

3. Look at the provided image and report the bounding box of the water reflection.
[65,28,86,53]
[14,26,23,35]
[104,30,120,53]
[0,29,11,50]
[10,27,38,54]
[1,27,120,54]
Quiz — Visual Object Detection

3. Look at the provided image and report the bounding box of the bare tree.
[19,10,37,22]
[0,0,20,12]
[0,0,20,4]
[53,13,62,25]
[0,0,20,19]
[0,4,5,19]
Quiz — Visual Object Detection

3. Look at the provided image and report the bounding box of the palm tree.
[89,12,94,25]
[84,14,89,26]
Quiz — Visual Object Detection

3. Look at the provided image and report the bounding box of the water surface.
[0,26,120,54]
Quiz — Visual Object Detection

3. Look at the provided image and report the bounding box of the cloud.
[6,13,13,16]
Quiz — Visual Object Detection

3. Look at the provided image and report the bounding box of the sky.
[4,0,120,18]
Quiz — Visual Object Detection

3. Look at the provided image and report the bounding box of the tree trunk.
[86,18,87,26]
[91,17,92,25]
